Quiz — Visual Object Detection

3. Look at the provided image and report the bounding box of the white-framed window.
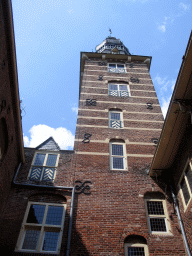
[15,202,66,253]
[28,152,60,182]
[145,199,170,234]
[109,141,127,170]
[124,243,149,256]
[108,83,130,97]
[179,161,192,210]
[109,110,123,129]
[108,63,126,73]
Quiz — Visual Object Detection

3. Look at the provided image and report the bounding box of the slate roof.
[36,137,60,151]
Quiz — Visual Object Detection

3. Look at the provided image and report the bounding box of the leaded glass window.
[109,111,123,129]
[124,244,148,256]
[146,200,168,233]
[180,163,192,208]
[110,143,126,170]
[108,63,126,73]
[128,247,145,256]
[108,83,129,97]
[29,152,59,182]
[16,202,66,253]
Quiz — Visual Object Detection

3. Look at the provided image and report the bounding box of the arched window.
[109,109,123,129]
[109,139,127,170]
[124,235,148,256]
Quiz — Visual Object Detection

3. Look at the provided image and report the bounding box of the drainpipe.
[170,186,191,256]
[66,186,75,256]
[13,162,76,256]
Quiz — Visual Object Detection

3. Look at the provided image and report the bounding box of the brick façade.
[68,56,187,255]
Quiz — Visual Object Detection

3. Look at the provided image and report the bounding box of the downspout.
[170,186,191,256]
[66,186,75,256]
[13,163,76,256]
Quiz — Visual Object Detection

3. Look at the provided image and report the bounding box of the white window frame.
[28,151,60,182]
[15,202,66,254]
[109,110,123,129]
[109,142,127,171]
[108,83,130,97]
[145,199,171,235]
[124,243,149,256]
[179,160,192,211]
[108,63,126,73]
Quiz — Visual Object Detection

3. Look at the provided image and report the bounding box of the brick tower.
[70,37,186,255]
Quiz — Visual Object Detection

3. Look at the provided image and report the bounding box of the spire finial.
[109,28,112,36]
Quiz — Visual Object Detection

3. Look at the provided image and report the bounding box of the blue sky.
[11,0,192,150]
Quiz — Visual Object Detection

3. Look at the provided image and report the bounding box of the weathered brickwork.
[69,56,186,255]
[170,127,192,252]
[0,1,23,215]
[0,147,75,254]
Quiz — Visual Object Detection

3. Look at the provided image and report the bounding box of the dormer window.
[29,152,59,182]
[108,63,126,73]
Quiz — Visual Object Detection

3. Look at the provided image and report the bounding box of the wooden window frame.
[109,142,127,171]
[28,151,60,182]
[108,83,130,97]
[109,110,123,129]
[145,199,171,235]
[124,243,149,256]
[108,63,126,73]
[15,202,66,254]
[179,160,192,211]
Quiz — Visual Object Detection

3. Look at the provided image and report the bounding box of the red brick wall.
[171,127,192,253]
[0,148,75,255]
[0,1,21,215]
[70,57,186,255]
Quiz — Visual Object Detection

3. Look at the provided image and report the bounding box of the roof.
[150,30,192,177]
[36,137,60,151]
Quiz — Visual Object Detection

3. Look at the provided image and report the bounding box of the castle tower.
[70,37,186,255]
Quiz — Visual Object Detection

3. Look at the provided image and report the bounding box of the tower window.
[16,202,66,253]
[179,161,192,210]
[145,199,170,233]
[109,110,123,129]
[110,141,126,170]
[108,83,130,97]
[124,244,149,256]
[124,235,148,256]
[28,152,59,182]
[108,63,126,73]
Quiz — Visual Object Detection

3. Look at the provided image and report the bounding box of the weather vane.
[109,28,112,36]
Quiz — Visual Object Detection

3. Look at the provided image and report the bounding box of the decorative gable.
[36,137,60,151]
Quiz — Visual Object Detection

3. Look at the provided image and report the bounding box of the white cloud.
[161,96,171,118]
[154,75,176,118]
[179,2,190,11]
[23,135,30,146]
[154,76,166,85]
[23,124,74,150]
[158,17,170,33]
[158,25,166,32]
[71,106,78,114]
[154,75,175,95]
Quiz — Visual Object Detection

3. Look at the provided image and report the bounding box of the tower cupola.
[95,36,130,55]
